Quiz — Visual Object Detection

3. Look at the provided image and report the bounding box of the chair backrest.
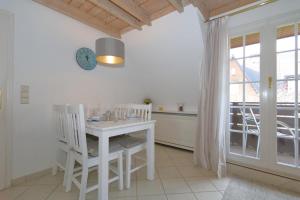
[66,104,88,158]
[240,107,260,132]
[53,105,68,143]
[114,103,152,120]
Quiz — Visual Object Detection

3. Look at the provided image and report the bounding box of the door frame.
[227,9,300,180]
[0,9,14,190]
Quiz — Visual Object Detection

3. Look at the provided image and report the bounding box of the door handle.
[268,77,272,89]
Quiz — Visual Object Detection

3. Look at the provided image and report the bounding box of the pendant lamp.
[95,38,124,65]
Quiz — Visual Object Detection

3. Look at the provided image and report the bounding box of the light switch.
[20,85,29,104]
[0,88,2,110]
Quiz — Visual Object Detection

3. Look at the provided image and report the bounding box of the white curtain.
[193,16,229,178]
[0,10,13,190]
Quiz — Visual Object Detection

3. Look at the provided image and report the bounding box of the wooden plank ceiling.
[33,0,260,38]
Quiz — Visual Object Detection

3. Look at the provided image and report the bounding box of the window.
[276,23,300,167]
[229,32,261,158]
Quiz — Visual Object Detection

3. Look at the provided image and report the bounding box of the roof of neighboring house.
[232,58,259,93]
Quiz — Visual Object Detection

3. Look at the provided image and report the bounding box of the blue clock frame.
[76,47,97,70]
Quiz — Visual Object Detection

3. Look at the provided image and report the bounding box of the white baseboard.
[155,140,194,151]
[11,168,51,186]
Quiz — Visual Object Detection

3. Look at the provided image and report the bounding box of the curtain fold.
[193,16,229,178]
[0,10,13,190]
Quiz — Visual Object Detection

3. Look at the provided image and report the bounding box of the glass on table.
[85,105,102,121]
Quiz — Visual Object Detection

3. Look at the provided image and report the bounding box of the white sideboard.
[152,111,197,151]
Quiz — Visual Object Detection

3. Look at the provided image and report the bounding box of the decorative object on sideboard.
[96,38,124,65]
[143,98,152,105]
[177,103,184,112]
[158,105,164,112]
[76,47,97,70]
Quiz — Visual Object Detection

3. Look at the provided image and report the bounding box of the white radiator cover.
[153,112,197,151]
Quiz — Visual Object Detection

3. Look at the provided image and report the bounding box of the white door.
[0,10,13,190]
[227,13,300,179]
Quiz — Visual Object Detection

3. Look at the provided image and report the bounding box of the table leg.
[98,134,109,200]
[146,124,155,180]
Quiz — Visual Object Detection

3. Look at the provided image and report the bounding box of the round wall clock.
[76,47,97,70]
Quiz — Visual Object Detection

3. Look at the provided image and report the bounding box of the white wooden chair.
[113,103,152,189]
[52,104,70,187]
[65,104,124,200]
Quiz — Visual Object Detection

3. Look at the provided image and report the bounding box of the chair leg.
[256,135,260,157]
[66,154,75,192]
[79,163,89,200]
[63,151,70,187]
[125,152,131,189]
[52,163,58,176]
[52,149,59,175]
[117,153,123,190]
[294,138,297,165]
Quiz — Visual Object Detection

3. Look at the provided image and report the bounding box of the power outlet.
[20,85,29,104]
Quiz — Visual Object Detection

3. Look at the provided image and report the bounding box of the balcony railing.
[229,102,300,165]
[229,102,299,133]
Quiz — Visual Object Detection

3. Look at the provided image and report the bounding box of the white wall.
[0,0,144,179]
[123,5,202,112]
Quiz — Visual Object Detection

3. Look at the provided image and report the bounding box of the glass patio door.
[276,23,300,167]
[229,32,261,159]
[227,17,300,178]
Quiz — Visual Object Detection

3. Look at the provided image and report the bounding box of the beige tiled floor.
[0,144,298,200]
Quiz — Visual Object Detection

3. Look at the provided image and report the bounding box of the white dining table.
[86,119,156,200]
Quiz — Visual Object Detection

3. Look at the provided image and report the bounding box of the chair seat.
[114,135,146,149]
[277,132,294,140]
[88,140,124,157]
[247,129,259,136]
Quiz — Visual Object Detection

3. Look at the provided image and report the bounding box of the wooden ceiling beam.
[167,0,184,13]
[90,0,143,30]
[70,0,85,7]
[33,0,121,38]
[110,0,151,26]
[209,0,257,18]
[191,0,209,21]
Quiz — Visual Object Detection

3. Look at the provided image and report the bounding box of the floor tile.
[137,195,167,200]
[109,181,137,198]
[137,180,164,196]
[167,193,197,200]
[172,157,194,167]
[162,178,191,194]
[136,168,158,181]
[185,177,217,192]
[194,191,223,200]
[15,185,57,200]
[155,157,175,167]
[30,174,63,186]
[210,177,230,191]
[0,186,28,200]
[177,166,214,178]
[47,190,78,200]
[54,183,79,193]
[110,197,137,200]
[157,167,182,179]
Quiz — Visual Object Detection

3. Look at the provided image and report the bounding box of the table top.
[86,118,156,131]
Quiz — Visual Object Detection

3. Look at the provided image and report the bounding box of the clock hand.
[86,55,89,61]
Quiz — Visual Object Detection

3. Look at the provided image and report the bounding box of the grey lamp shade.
[95,38,125,65]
